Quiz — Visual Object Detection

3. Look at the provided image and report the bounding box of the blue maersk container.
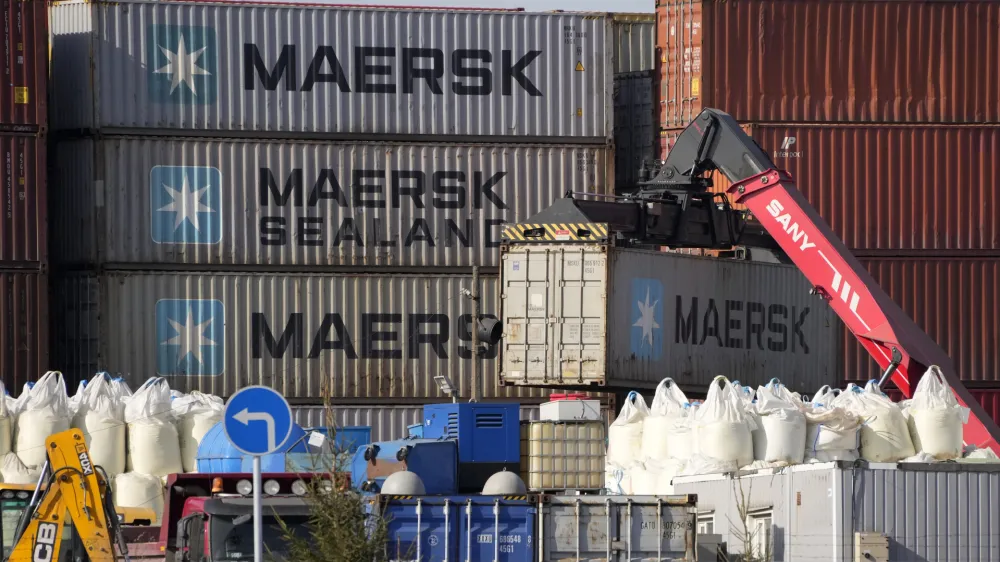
[351,438,458,495]
[378,496,535,562]
[422,403,520,492]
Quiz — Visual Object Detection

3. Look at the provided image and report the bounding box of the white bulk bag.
[111,378,134,401]
[753,381,807,465]
[607,391,649,467]
[641,378,690,463]
[833,384,915,462]
[631,458,684,495]
[1,452,42,484]
[125,378,183,477]
[13,372,72,468]
[73,373,127,477]
[906,366,969,460]
[113,472,165,522]
[0,381,12,458]
[680,454,738,476]
[694,376,756,468]
[173,392,225,472]
[604,463,635,495]
[68,380,88,418]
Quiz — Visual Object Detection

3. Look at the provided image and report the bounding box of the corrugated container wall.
[291,399,617,441]
[0,134,46,265]
[660,124,1000,252]
[611,13,655,72]
[51,138,611,269]
[842,258,1000,384]
[657,0,1000,127]
[0,271,49,391]
[50,271,560,401]
[0,0,47,131]
[50,1,613,141]
[613,71,655,191]
[673,463,1000,562]
[500,244,840,394]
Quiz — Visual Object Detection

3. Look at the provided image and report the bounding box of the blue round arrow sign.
[223,385,293,456]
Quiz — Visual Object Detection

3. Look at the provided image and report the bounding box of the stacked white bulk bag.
[833,383,915,462]
[906,366,969,460]
[124,378,183,477]
[173,392,225,473]
[1,452,42,484]
[110,377,133,401]
[113,472,165,522]
[72,373,127,477]
[802,386,861,462]
[607,391,648,467]
[641,378,691,462]
[604,464,633,495]
[13,372,72,468]
[691,376,756,472]
[752,380,807,465]
[0,382,12,458]
[631,458,685,495]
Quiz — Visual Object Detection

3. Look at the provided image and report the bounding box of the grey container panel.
[500,244,840,394]
[50,1,613,140]
[50,138,611,268]
[612,18,655,72]
[613,71,655,191]
[53,271,555,401]
[539,495,697,561]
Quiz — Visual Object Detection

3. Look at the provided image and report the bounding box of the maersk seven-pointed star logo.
[630,278,663,360]
[156,299,225,376]
[150,165,222,244]
[147,24,217,104]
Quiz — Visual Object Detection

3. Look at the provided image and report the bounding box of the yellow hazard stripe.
[502,222,609,242]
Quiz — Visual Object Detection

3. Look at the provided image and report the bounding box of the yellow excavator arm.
[5,429,126,562]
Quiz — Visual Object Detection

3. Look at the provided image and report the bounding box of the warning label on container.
[575,61,585,71]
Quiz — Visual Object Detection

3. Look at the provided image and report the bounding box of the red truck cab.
[125,472,341,562]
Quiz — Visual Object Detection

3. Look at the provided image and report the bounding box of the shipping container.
[51,138,611,268]
[0,270,49,391]
[50,1,613,141]
[611,13,656,72]
[538,495,697,561]
[0,1,47,131]
[0,134,46,265]
[841,258,1000,384]
[51,270,563,400]
[660,124,1000,251]
[291,398,617,442]
[499,242,840,394]
[657,0,1000,127]
[613,71,655,191]
[377,496,535,562]
[674,462,1000,562]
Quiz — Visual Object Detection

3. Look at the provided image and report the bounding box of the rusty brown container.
[0,270,49,391]
[0,1,47,130]
[0,133,46,265]
[841,258,1000,384]
[660,124,1000,251]
[657,0,1000,127]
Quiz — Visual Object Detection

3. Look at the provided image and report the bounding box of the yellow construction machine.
[1,428,153,562]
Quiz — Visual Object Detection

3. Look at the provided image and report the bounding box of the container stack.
[655,0,1000,418]
[46,1,630,417]
[0,2,49,391]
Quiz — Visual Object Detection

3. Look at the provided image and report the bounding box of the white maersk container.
[499,241,840,394]
[50,138,611,268]
[50,1,613,141]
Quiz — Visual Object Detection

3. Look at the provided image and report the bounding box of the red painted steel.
[0,0,47,130]
[661,124,1000,251]
[0,134,46,264]
[0,270,49,392]
[657,0,1000,127]
[731,169,1000,454]
[843,258,1000,384]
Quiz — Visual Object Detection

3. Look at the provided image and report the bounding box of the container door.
[548,245,609,386]
[458,501,535,561]
[383,500,458,561]
[501,244,608,387]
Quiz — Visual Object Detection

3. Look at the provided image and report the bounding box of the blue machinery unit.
[352,438,459,495]
[422,402,520,492]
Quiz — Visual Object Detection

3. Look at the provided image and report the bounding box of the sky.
[328,0,655,13]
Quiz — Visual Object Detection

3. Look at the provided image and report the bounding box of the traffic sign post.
[224,386,294,562]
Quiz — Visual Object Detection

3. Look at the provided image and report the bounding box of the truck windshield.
[210,515,311,561]
[0,497,28,559]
